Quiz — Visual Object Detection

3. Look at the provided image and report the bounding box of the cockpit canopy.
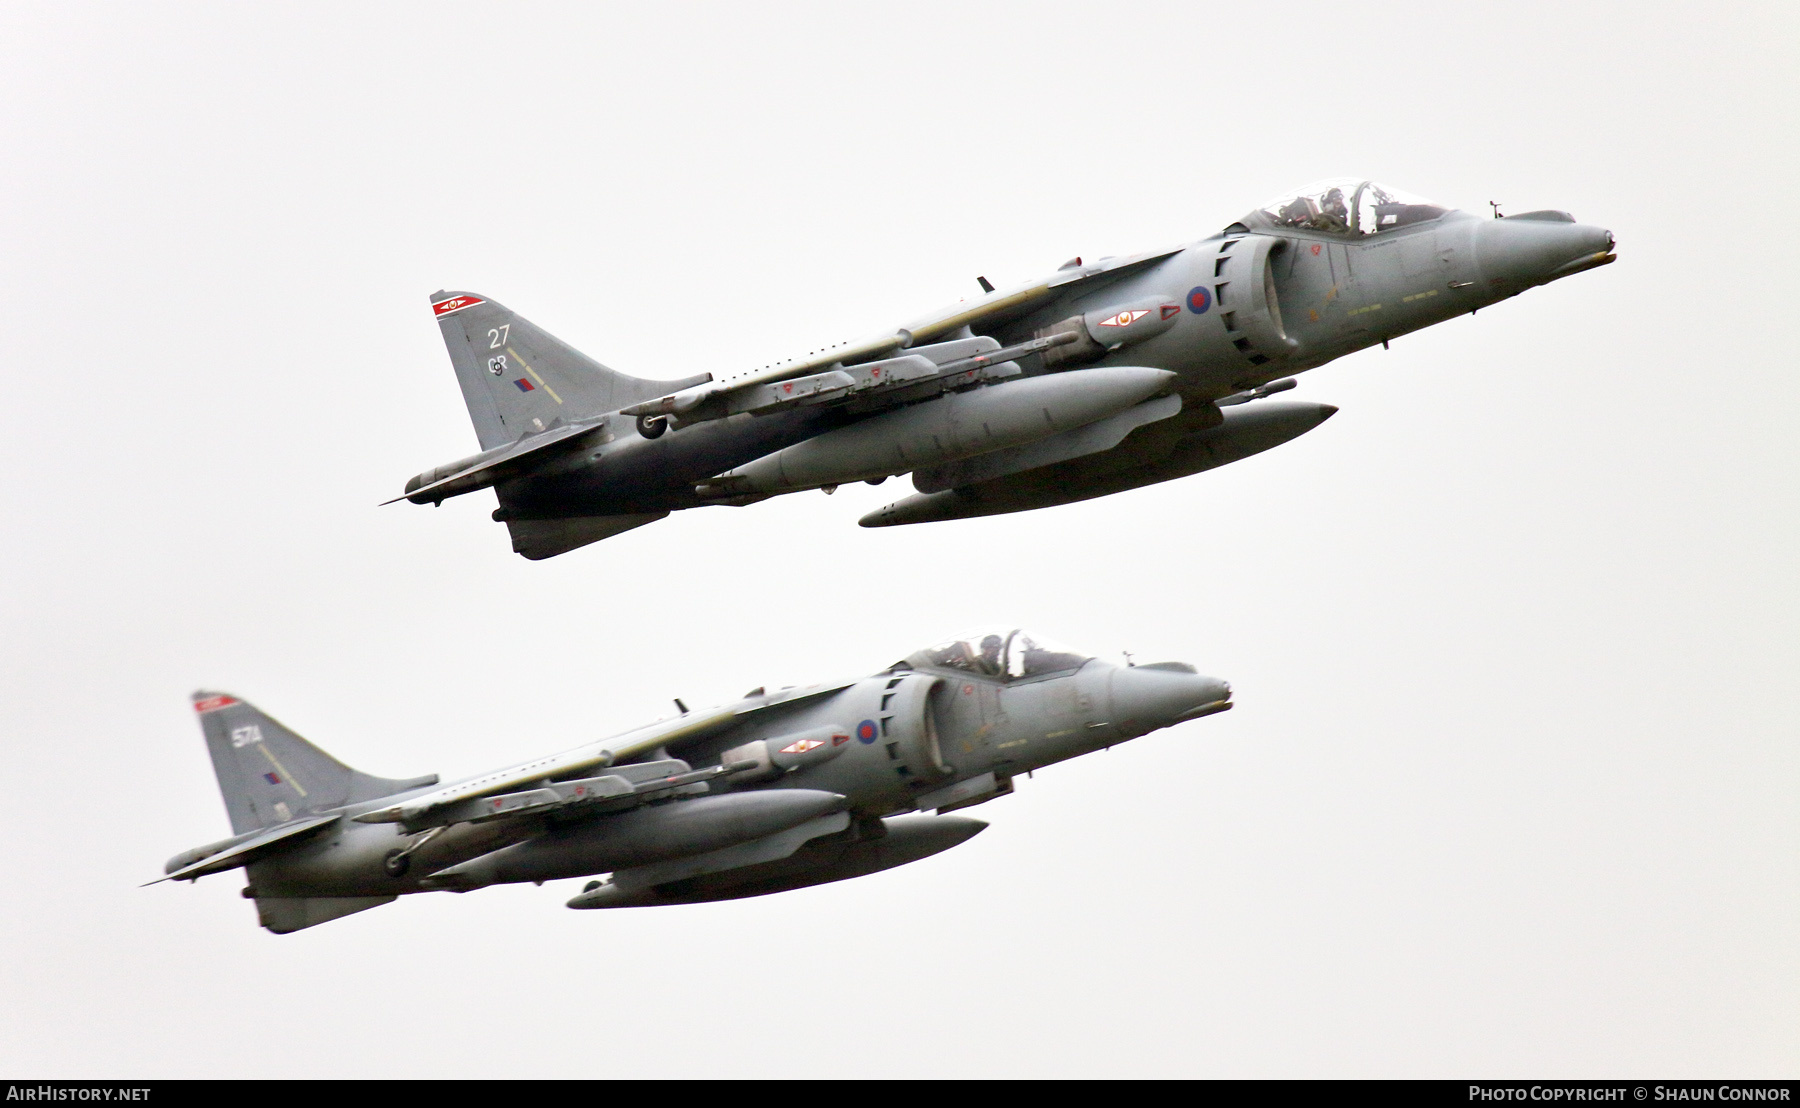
[900,628,1092,681]
[1250,178,1450,236]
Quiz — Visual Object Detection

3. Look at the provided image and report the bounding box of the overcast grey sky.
[1,0,1794,1078]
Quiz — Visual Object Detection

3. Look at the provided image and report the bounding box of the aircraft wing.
[895,245,1187,347]
[355,681,856,828]
[151,814,342,883]
[620,245,1187,422]
[728,681,856,716]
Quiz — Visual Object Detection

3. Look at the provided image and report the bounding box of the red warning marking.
[831,731,850,746]
[1311,244,1322,256]
[1160,302,1180,321]
[432,295,485,317]
[780,737,825,755]
[1096,309,1151,328]
[193,695,238,713]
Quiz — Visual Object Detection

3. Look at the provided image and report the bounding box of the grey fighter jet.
[396,180,1613,557]
[157,630,1229,932]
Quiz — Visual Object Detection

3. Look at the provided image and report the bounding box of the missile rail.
[388,757,761,834]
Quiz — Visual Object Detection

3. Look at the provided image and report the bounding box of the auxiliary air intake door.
[1217,234,1297,366]
[880,673,954,787]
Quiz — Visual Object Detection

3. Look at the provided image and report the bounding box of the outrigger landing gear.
[383,825,448,878]
[636,414,667,439]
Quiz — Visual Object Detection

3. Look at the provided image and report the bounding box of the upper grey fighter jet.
[157,630,1230,933]
[396,180,1613,557]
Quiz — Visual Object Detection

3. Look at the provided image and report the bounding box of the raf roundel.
[856,719,878,744]
[1187,286,1212,315]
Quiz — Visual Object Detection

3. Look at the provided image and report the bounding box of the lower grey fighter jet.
[158,631,1229,932]
[396,179,1613,558]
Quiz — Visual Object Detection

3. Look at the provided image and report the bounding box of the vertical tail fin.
[429,291,711,450]
[192,692,436,834]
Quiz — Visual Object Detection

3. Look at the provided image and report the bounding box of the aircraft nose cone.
[1107,664,1233,735]
[1477,217,1616,288]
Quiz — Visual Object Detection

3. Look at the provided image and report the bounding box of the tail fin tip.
[427,289,709,450]
[190,692,434,835]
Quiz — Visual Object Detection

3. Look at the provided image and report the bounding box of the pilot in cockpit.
[1258,179,1449,238]
[977,634,1005,676]
[1274,187,1350,234]
[1313,187,1350,233]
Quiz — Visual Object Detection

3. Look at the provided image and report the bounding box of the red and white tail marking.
[432,295,485,317]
